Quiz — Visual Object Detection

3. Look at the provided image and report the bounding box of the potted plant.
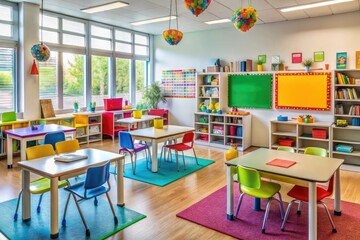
[73,101,79,113]
[279,60,285,71]
[302,59,313,73]
[255,60,264,72]
[143,82,167,109]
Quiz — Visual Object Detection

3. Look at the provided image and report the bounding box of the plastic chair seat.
[65,182,108,200]
[120,143,148,154]
[241,181,281,199]
[287,185,332,202]
[30,178,68,194]
[166,143,192,152]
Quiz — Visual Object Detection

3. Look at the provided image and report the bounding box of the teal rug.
[0,190,146,240]
[112,154,215,187]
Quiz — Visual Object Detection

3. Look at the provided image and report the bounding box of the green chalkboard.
[228,74,272,109]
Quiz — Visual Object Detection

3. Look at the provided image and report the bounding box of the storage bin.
[133,110,142,119]
[229,126,236,136]
[236,126,243,137]
[154,118,164,129]
[278,138,295,147]
[104,98,122,111]
[312,128,327,139]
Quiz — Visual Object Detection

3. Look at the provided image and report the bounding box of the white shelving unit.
[194,112,251,151]
[269,120,332,154]
[74,112,102,144]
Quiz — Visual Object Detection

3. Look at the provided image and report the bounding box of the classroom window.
[63,53,85,109]
[0,47,15,112]
[41,30,59,44]
[39,52,59,109]
[91,55,109,107]
[135,60,147,103]
[0,2,17,41]
[41,15,59,29]
[115,58,130,101]
[62,19,85,34]
[63,34,85,47]
[0,23,12,37]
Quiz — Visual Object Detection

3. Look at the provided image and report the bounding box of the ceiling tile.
[257,8,287,23]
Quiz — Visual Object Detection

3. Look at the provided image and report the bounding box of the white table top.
[18,148,124,178]
[130,125,195,139]
[226,148,343,183]
[116,115,158,124]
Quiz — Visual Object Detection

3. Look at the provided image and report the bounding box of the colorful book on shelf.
[356,51,360,70]
[267,158,297,168]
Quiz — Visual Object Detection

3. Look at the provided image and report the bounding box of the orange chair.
[163,132,198,171]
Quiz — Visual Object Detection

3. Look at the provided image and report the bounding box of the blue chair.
[61,161,117,237]
[118,131,150,175]
[44,131,65,150]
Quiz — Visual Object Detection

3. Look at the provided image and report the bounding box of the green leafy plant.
[143,82,167,109]
[302,59,313,67]
[255,59,264,65]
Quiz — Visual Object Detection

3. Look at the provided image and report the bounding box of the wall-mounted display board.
[228,74,272,109]
[161,69,196,98]
[275,72,331,111]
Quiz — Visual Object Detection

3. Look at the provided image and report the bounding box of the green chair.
[1,111,16,122]
[235,165,284,233]
[277,146,295,153]
[304,147,327,157]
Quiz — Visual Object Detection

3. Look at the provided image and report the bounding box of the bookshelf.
[0,119,30,157]
[74,112,102,144]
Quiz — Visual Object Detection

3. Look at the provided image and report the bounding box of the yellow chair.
[55,139,81,154]
[304,147,327,157]
[13,144,68,221]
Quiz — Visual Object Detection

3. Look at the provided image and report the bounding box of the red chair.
[163,132,198,171]
[281,175,336,232]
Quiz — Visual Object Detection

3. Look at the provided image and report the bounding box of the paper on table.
[266,158,296,168]
[54,154,88,163]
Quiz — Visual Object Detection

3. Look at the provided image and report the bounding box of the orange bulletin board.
[275,72,331,111]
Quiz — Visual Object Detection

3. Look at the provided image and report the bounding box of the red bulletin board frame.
[275,72,331,111]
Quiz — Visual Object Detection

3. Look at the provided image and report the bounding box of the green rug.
[0,190,146,240]
[112,154,215,187]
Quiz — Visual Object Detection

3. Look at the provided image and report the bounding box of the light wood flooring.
[1,139,360,240]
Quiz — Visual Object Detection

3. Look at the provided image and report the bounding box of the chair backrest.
[26,144,55,160]
[1,111,16,122]
[182,132,194,146]
[44,131,66,150]
[55,139,80,154]
[304,147,327,157]
[237,165,261,189]
[84,161,110,190]
[277,146,295,153]
[119,131,134,149]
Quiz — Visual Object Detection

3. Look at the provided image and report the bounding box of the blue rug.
[112,154,215,187]
[0,190,145,240]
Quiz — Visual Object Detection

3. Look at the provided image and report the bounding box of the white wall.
[153,11,360,147]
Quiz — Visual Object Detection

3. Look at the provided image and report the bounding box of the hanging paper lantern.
[31,43,51,62]
[184,0,212,17]
[231,6,258,32]
[163,29,183,45]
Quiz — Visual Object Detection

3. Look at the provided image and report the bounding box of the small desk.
[116,115,158,131]
[130,125,195,172]
[18,148,124,239]
[5,124,76,168]
[225,148,343,240]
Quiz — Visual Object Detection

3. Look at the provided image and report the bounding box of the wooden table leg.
[50,177,59,239]
[151,140,158,172]
[117,158,125,206]
[7,137,13,168]
[22,169,31,221]
[226,166,234,220]
[308,182,317,240]
[334,168,342,215]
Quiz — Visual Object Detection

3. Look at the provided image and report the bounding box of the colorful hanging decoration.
[31,0,51,62]
[163,29,183,45]
[232,4,258,32]
[184,0,212,17]
[163,0,183,45]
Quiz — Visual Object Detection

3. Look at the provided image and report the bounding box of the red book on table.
[266,158,296,168]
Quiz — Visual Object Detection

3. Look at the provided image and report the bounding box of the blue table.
[5,124,75,168]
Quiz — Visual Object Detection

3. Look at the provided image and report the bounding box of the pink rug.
[177,183,359,240]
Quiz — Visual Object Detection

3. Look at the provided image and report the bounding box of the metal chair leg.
[37,193,44,213]
[129,153,135,175]
[297,200,302,215]
[320,201,337,233]
[105,192,118,225]
[182,152,186,170]
[281,199,296,231]
[62,193,72,226]
[134,152,137,174]
[71,193,90,236]
[235,193,245,218]
[262,198,273,233]
[277,192,285,219]
[13,190,23,221]
[193,148,199,165]
[175,150,179,171]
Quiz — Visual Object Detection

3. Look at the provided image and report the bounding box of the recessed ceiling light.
[204,19,231,25]
[131,16,177,26]
[81,1,129,14]
[280,0,354,13]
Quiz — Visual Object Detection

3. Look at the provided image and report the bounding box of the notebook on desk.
[54,154,88,163]
[266,158,296,168]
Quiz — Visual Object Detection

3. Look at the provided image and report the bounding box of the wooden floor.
[1,140,360,240]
